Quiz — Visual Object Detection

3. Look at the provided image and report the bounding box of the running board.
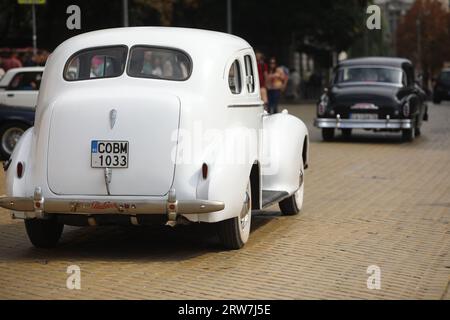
[262,190,289,209]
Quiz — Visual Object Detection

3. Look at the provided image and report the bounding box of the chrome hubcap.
[1,127,24,155]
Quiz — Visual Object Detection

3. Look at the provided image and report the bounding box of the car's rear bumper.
[314,117,414,129]
[0,187,225,221]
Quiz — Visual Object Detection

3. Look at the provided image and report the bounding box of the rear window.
[64,46,128,81]
[127,46,191,81]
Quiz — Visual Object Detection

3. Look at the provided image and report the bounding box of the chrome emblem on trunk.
[351,103,379,110]
[109,109,117,129]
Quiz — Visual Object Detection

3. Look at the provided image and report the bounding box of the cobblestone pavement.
[0,103,449,300]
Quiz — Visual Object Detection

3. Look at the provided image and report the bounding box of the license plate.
[350,113,378,120]
[91,140,129,168]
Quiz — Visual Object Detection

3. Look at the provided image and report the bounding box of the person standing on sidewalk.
[256,50,268,106]
[265,57,287,114]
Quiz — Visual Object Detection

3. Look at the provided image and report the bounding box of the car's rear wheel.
[279,168,304,216]
[402,127,415,142]
[433,95,442,104]
[0,122,28,159]
[217,181,251,250]
[25,218,64,248]
[342,129,352,139]
[322,128,335,141]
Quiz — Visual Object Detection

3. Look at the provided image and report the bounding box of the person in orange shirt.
[265,57,287,114]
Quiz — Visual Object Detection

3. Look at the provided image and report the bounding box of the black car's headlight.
[318,94,329,116]
[402,102,410,117]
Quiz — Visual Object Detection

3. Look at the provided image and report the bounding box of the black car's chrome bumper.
[314,117,413,129]
[0,188,225,221]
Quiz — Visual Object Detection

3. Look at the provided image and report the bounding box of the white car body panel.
[4,27,309,225]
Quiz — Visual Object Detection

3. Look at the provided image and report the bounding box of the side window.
[8,72,42,91]
[244,55,255,93]
[228,60,242,94]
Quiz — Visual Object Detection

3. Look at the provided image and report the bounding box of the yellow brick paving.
[0,103,449,299]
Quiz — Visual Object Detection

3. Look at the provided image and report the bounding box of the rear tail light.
[202,163,208,180]
[17,162,24,179]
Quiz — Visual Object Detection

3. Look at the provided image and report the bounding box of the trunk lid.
[47,88,180,196]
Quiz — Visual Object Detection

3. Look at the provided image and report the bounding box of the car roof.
[55,27,251,58]
[5,66,45,73]
[337,57,412,68]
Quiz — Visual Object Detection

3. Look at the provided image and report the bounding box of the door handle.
[6,93,14,98]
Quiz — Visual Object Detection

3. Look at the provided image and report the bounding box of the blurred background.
[0,0,449,100]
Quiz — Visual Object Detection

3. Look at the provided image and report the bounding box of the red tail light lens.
[202,163,208,180]
[17,162,24,179]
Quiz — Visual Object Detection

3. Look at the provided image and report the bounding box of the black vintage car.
[314,57,428,142]
[0,104,35,159]
[433,68,450,104]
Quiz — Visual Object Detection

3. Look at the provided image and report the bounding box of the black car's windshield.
[439,71,450,83]
[335,66,405,86]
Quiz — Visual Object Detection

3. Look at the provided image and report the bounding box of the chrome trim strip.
[228,103,264,108]
[314,118,413,129]
[0,196,225,216]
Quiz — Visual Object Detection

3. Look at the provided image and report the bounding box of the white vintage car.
[0,67,44,108]
[0,28,309,250]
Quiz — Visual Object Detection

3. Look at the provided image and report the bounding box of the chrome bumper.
[314,116,413,129]
[0,188,225,220]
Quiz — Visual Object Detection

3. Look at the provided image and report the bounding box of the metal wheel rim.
[295,170,304,202]
[1,127,24,155]
[240,183,251,230]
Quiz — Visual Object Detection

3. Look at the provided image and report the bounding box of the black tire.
[0,122,28,159]
[279,193,301,216]
[402,128,415,142]
[217,182,251,250]
[322,128,335,141]
[433,96,441,104]
[342,129,352,139]
[280,170,304,216]
[25,218,64,248]
[415,127,421,137]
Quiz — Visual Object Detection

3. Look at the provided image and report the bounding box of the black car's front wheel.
[433,95,442,104]
[322,128,335,141]
[402,127,415,142]
[342,129,352,139]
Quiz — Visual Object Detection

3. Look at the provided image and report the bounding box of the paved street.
[0,103,449,300]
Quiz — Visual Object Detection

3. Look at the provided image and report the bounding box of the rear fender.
[192,128,258,223]
[6,127,34,197]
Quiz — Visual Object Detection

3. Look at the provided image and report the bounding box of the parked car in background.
[314,57,428,142]
[433,68,450,104]
[0,67,44,108]
[0,27,309,250]
[0,105,34,159]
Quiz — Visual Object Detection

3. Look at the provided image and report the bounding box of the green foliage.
[0,0,368,55]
